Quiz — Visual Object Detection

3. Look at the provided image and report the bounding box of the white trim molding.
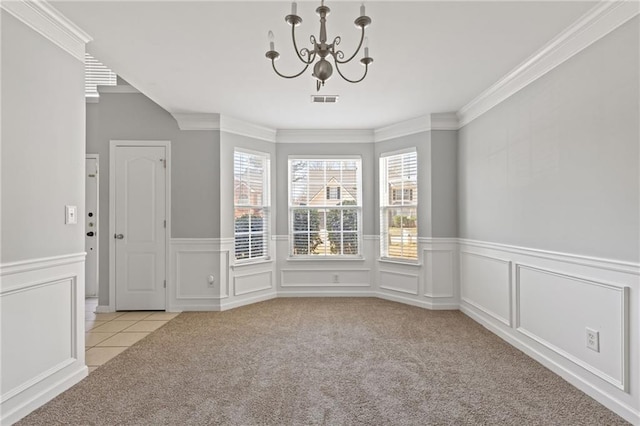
[0,252,86,425]
[457,0,640,128]
[514,264,629,392]
[430,112,459,131]
[458,238,639,425]
[373,113,459,142]
[0,252,86,277]
[171,113,220,131]
[0,0,92,62]
[374,115,430,142]
[277,129,374,144]
[221,115,277,142]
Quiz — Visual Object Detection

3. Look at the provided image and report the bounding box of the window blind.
[85,53,117,99]
[234,150,270,261]
[289,158,361,257]
[380,150,418,260]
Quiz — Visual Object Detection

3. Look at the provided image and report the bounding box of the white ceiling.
[54,1,596,130]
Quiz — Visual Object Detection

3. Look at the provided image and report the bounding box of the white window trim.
[288,156,363,259]
[234,149,271,264]
[380,149,419,262]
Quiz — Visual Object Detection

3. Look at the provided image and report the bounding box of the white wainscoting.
[275,235,376,297]
[376,238,460,310]
[234,270,272,296]
[0,253,87,425]
[515,264,629,391]
[379,269,419,295]
[460,251,512,326]
[458,239,639,424]
[170,238,276,311]
[422,238,459,309]
[281,269,371,288]
[169,239,228,311]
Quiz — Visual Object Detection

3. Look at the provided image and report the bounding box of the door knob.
[114,233,124,239]
[87,231,95,237]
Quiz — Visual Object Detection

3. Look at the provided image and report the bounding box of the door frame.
[108,140,171,312]
[86,153,100,297]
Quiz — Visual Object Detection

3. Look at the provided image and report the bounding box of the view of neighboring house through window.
[289,157,362,257]
[380,149,418,260]
[234,149,270,261]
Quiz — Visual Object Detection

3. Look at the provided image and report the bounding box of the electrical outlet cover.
[586,328,600,352]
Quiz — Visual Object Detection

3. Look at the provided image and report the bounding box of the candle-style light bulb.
[360,3,365,16]
[268,30,275,51]
[364,36,369,57]
[291,1,297,15]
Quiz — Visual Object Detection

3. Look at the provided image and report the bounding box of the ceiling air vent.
[311,95,339,103]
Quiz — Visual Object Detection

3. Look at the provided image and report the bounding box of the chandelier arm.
[333,59,369,84]
[271,59,311,79]
[291,24,315,64]
[334,27,365,64]
[301,48,318,64]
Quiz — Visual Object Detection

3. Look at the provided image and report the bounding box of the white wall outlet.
[65,205,77,224]
[207,275,215,287]
[586,328,600,352]
[332,274,339,283]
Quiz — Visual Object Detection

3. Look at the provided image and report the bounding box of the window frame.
[233,148,271,264]
[288,155,363,260]
[379,148,419,263]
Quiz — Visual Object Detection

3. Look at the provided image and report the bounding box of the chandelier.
[265,1,373,91]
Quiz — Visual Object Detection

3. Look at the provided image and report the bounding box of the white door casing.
[85,154,99,297]
[109,141,170,311]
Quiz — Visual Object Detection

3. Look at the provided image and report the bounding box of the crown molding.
[1,0,92,62]
[276,129,374,144]
[171,113,221,131]
[430,112,459,131]
[458,0,640,128]
[220,116,277,143]
[374,115,430,142]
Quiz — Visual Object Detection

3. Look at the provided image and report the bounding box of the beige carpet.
[19,298,627,425]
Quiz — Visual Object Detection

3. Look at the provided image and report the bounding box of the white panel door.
[114,146,166,310]
[85,156,99,297]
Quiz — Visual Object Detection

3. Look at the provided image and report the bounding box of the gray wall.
[375,132,431,236]
[86,92,220,304]
[431,130,458,238]
[275,143,376,236]
[374,130,459,238]
[1,12,85,262]
[458,17,639,262]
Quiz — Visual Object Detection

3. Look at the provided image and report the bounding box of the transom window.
[234,149,270,261]
[380,150,418,261]
[289,157,362,257]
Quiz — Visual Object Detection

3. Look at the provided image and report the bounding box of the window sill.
[286,256,365,262]
[231,258,273,269]
[378,258,422,267]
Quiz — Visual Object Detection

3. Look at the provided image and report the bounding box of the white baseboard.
[460,304,640,425]
[377,291,459,310]
[219,292,277,311]
[1,363,87,426]
[95,305,112,313]
[278,291,378,298]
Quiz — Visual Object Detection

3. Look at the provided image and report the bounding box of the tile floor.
[85,298,179,373]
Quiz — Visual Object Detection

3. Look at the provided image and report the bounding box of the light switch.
[65,205,78,224]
